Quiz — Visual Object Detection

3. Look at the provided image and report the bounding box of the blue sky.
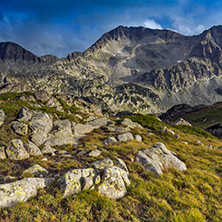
[0,0,221,57]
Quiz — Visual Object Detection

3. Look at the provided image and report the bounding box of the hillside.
[0,91,222,221]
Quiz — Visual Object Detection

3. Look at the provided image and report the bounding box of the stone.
[87,117,111,129]
[17,107,33,122]
[0,178,54,208]
[41,145,57,155]
[91,158,114,170]
[46,97,61,107]
[30,113,53,146]
[34,90,50,103]
[134,134,142,142]
[72,123,95,136]
[0,109,5,126]
[115,158,129,173]
[87,149,102,157]
[6,139,30,160]
[77,150,87,156]
[24,140,42,156]
[194,141,204,146]
[22,164,48,177]
[173,118,192,126]
[121,118,143,129]
[117,132,134,142]
[98,166,130,200]
[0,146,6,160]
[105,126,131,134]
[161,126,175,135]
[104,137,118,145]
[60,168,97,198]
[135,142,187,176]
[217,147,222,150]
[11,121,28,136]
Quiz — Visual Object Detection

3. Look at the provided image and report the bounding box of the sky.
[0,0,222,57]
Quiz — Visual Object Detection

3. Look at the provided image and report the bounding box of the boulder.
[91,158,114,170]
[115,158,129,173]
[24,140,42,156]
[134,134,142,142]
[105,126,131,134]
[161,126,175,135]
[72,123,94,136]
[0,146,6,160]
[98,166,130,200]
[11,121,28,136]
[173,118,192,126]
[87,149,102,157]
[121,118,143,129]
[0,109,5,126]
[117,132,134,142]
[29,113,53,146]
[60,168,98,198]
[87,117,111,129]
[135,142,187,176]
[0,178,54,208]
[22,164,48,177]
[6,139,30,160]
[104,137,117,145]
[17,107,33,122]
[34,90,50,103]
[41,145,57,155]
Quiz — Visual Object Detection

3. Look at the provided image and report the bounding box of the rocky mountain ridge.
[1,25,222,113]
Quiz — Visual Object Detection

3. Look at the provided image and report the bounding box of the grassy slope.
[0,94,222,221]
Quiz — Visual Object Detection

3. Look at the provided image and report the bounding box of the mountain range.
[1,25,222,113]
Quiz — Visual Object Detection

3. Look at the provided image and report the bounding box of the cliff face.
[1,25,222,113]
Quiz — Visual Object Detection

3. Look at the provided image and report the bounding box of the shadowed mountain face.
[1,25,222,113]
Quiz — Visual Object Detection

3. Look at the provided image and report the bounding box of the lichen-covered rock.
[87,149,102,157]
[22,164,48,177]
[91,158,114,170]
[117,132,134,142]
[0,146,6,160]
[24,140,42,156]
[121,118,143,129]
[135,142,187,176]
[72,123,94,136]
[134,134,142,142]
[104,137,117,145]
[34,90,50,103]
[17,107,33,122]
[41,145,56,155]
[60,168,98,198]
[11,121,28,136]
[87,117,111,129]
[30,113,53,146]
[6,139,30,160]
[0,178,54,208]
[115,158,129,173]
[0,109,5,126]
[161,126,175,135]
[98,166,130,200]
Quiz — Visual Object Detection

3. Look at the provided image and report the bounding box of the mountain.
[1,25,222,113]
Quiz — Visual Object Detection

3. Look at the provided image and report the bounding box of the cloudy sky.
[0,0,221,57]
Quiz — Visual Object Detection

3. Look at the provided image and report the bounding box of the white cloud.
[144,19,163,29]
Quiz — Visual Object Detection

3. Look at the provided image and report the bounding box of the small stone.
[41,145,56,155]
[134,134,142,142]
[77,150,87,156]
[117,132,134,142]
[104,137,117,145]
[121,118,143,129]
[0,109,5,126]
[115,158,129,173]
[24,140,42,156]
[0,146,6,160]
[17,107,33,122]
[88,149,102,157]
[194,141,204,146]
[11,121,28,136]
[41,158,48,161]
[91,157,114,170]
[173,118,192,126]
[22,164,48,177]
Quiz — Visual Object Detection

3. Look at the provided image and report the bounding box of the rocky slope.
[1,26,222,113]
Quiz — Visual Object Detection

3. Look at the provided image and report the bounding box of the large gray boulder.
[6,139,30,160]
[104,136,117,145]
[45,119,80,146]
[0,178,54,208]
[11,121,28,136]
[72,123,94,136]
[0,109,5,126]
[60,168,99,198]
[17,107,33,122]
[117,132,134,142]
[29,113,53,146]
[98,166,130,200]
[24,140,42,156]
[135,142,187,176]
